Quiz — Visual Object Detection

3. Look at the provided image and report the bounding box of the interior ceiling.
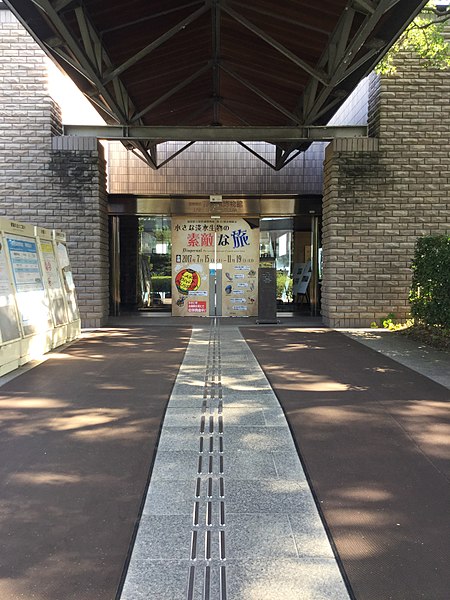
[5,0,427,169]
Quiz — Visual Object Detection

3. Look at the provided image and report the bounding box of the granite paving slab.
[120,323,350,600]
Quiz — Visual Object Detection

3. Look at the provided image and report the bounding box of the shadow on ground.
[0,327,190,600]
[242,327,450,600]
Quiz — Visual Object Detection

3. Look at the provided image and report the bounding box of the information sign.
[6,235,52,336]
[0,237,21,343]
[40,239,67,326]
[56,241,80,322]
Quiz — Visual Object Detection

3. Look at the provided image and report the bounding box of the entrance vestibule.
[109,197,322,318]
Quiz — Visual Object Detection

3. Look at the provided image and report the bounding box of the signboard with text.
[40,239,68,327]
[0,237,21,343]
[172,217,259,317]
[6,235,52,336]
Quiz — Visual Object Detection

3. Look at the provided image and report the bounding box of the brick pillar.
[0,8,57,216]
[51,137,109,328]
[322,59,450,328]
[0,8,109,327]
[322,138,383,328]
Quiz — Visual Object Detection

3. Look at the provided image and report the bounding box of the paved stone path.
[120,320,350,600]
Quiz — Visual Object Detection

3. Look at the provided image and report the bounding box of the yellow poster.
[172,217,259,317]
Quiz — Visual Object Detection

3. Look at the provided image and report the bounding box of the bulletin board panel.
[0,233,21,345]
[55,237,80,324]
[37,229,68,328]
[5,233,52,338]
[0,219,81,377]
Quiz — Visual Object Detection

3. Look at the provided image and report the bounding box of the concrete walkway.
[120,320,351,600]
[341,328,450,390]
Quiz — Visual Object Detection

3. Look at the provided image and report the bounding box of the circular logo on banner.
[175,268,201,295]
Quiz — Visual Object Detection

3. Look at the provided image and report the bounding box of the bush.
[276,271,293,301]
[151,275,171,293]
[410,235,450,328]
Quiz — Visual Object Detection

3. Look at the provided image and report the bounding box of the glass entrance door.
[139,216,172,311]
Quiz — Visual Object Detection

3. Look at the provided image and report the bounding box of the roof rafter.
[225,60,306,91]
[74,5,102,73]
[31,0,136,123]
[220,64,300,124]
[228,0,331,36]
[130,61,213,123]
[101,1,204,34]
[303,0,402,124]
[221,3,329,86]
[277,0,415,169]
[4,0,428,170]
[102,3,210,84]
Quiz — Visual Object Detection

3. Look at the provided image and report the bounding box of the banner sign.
[172,217,259,317]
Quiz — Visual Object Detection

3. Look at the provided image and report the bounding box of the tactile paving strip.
[187,318,227,599]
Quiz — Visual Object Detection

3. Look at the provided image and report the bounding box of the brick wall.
[322,57,450,328]
[51,138,109,327]
[0,9,109,327]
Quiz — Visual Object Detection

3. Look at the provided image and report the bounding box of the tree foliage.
[410,235,450,328]
[376,1,450,74]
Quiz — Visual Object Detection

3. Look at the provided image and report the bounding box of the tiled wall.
[328,77,369,127]
[107,140,326,196]
[106,67,369,197]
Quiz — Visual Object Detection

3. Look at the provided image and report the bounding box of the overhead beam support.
[62,124,367,142]
[352,0,376,15]
[237,142,278,170]
[221,4,329,86]
[157,142,196,169]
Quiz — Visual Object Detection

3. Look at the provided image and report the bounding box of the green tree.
[376,2,450,74]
